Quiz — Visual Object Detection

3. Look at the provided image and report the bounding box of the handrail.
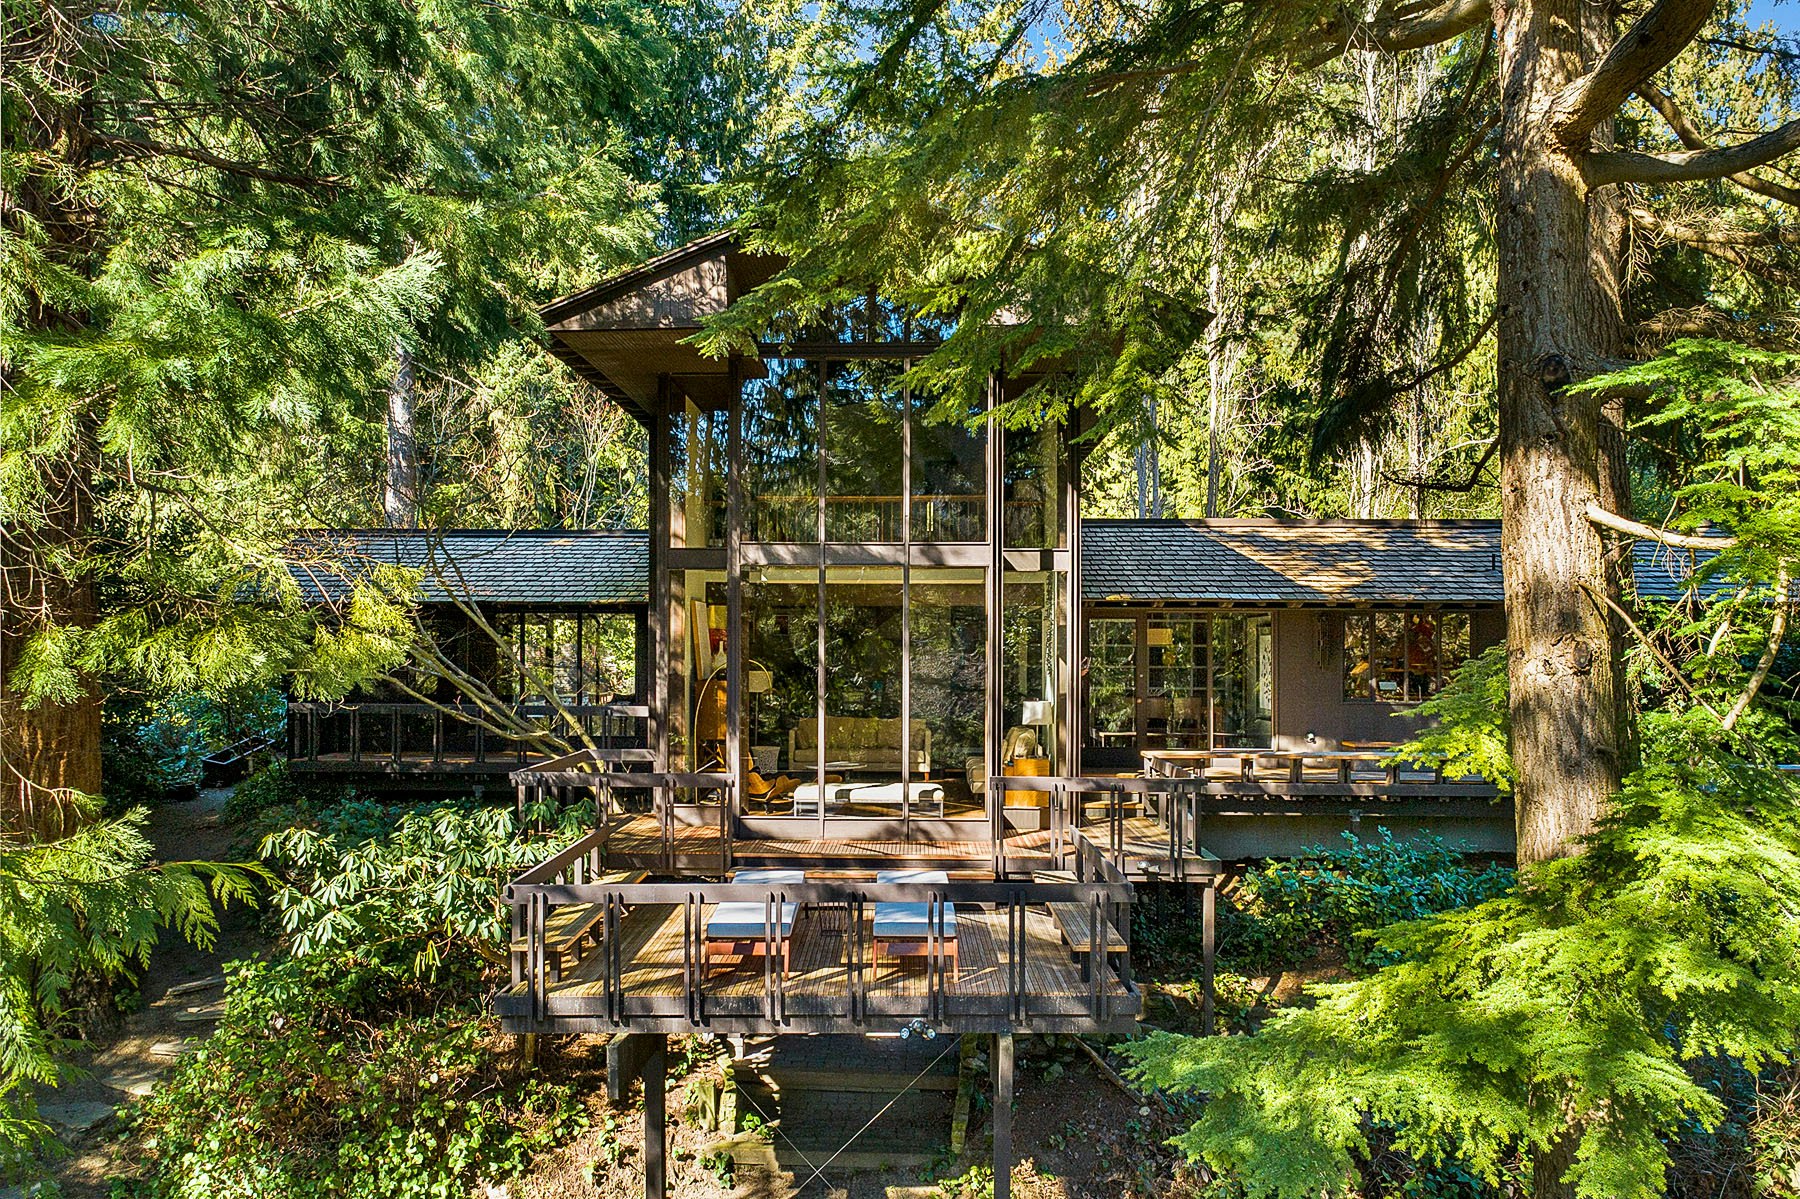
[503,871,1135,1030]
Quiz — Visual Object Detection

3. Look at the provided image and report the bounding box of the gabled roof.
[286,530,649,607]
[1081,519,1506,605]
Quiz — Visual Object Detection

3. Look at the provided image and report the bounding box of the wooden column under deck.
[643,1033,667,1199]
[993,1031,1014,1199]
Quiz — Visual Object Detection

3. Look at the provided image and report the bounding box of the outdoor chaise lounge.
[872,869,958,980]
[704,868,804,978]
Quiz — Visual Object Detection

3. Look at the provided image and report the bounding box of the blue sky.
[1744,0,1798,32]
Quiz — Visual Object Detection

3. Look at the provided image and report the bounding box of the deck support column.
[992,1031,1014,1199]
[643,1033,667,1199]
[1202,880,1216,1034]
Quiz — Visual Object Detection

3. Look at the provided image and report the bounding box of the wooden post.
[993,1031,1014,1199]
[1202,880,1217,1034]
[643,1034,667,1199]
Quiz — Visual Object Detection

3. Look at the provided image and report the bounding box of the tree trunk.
[1,450,102,842]
[385,338,419,527]
[1494,0,1632,876]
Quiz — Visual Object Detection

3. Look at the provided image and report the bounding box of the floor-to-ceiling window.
[1082,610,1274,766]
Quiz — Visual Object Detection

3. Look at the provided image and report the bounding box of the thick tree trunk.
[385,338,419,527]
[1495,0,1631,872]
[1,452,102,842]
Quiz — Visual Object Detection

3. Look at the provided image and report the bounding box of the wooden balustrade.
[286,700,649,773]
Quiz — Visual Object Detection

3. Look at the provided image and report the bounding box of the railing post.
[349,708,361,765]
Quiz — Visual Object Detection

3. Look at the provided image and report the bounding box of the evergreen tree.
[0,0,687,836]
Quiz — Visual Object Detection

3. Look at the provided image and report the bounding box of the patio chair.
[704,868,804,978]
[872,869,958,980]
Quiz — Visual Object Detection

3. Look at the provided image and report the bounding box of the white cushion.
[873,870,956,938]
[707,902,798,940]
[731,868,806,886]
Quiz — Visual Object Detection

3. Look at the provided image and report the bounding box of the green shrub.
[123,958,583,1199]
[1224,830,1513,972]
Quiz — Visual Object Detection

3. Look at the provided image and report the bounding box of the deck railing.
[500,830,1138,1033]
[1140,747,1498,795]
[288,700,648,772]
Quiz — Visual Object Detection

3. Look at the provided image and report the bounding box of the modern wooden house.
[272,236,1738,1197]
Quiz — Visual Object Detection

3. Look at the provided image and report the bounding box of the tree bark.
[385,338,419,527]
[1,450,103,842]
[1494,0,1631,872]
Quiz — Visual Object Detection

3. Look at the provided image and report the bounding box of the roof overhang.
[540,233,781,421]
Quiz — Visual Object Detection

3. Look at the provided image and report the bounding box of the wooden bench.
[511,870,647,980]
[1049,902,1128,980]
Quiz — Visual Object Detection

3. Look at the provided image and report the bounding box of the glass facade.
[657,346,1070,825]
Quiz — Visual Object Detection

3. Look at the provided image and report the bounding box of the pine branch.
[1586,117,1800,186]
[1300,0,1493,68]
[1636,86,1800,208]
[1549,0,1717,145]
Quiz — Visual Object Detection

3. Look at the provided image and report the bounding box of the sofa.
[788,716,931,774]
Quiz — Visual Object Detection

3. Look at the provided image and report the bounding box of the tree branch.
[1586,117,1800,186]
[1299,0,1492,69]
[1722,566,1794,730]
[1586,502,1736,549]
[1381,437,1498,493]
[1550,0,1717,146]
[1581,582,1723,720]
[89,132,339,191]
[1636,86,1800,207]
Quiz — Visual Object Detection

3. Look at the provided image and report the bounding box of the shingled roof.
[1081,519,1506,605]
[286,530,648,606]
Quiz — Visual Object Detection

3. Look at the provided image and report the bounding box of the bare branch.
[1586,502,1737,549]
[1550,0,1717,145]
[1381,437,1498,493]
[1587,117,1800,186]
[1722,566,1794,729]
[1636,86,1800,207]
[88,132,338,191]
[1580,582,1723,720]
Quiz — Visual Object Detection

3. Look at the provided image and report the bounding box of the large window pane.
[819,567,905,816]
[1145,616,1208,750]
[915,570,988,819]
[1211,614,1273,747]
[1004,422,1063,548]
[741,568,819,815]
[669,392,726,548]
[824,361,905,542]
[912,390,985,543]
[742,358,820,542]
[1085,617,1138,751]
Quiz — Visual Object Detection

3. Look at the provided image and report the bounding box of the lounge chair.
[872,869,958,980]
[704,868,804,978]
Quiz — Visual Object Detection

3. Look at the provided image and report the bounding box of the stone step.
[165,974,226,998]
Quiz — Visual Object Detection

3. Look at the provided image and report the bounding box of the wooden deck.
[496,897,1136,1034]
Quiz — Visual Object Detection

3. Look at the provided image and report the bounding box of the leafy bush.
[260,799,591,979]
[1224,830,1514,971]
[122,958,584,1199]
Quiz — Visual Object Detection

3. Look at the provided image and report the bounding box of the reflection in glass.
[1085,618,1137,751]
[741,568,819,815]
[1145,616,1207,750]
[670,393,726,548]
[743,358,820,542]
[824,361,906,541]
[1004,422,1063,548]
[912,390,985,543]
[1212,614,1273,746]
[914,571,987,819]
[819,568,906,816]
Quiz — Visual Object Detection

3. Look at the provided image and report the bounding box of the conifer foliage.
[0,0,669,836]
